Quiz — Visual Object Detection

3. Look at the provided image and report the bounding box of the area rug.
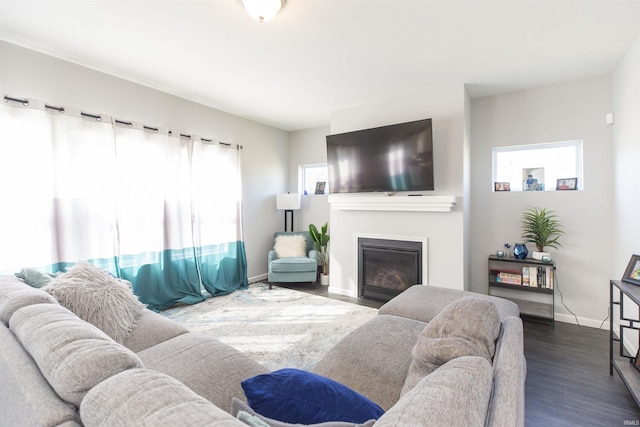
[159,283,378,371]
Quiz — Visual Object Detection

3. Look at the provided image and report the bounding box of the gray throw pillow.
[43,261,146,344]
[15,268,56,288]
[401,297,501,396]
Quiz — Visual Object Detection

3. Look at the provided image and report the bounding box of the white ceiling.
[1,1,639,131]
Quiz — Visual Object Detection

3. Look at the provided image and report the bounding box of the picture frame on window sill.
[622,254,640,286]
[556,177,577,191]
[315,181,326,195]
[494,182,510,192]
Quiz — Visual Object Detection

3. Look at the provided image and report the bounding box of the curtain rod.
[3,95,242,150]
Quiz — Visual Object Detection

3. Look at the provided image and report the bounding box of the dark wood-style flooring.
[273,282,640,426]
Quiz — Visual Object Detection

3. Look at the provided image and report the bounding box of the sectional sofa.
[0,264,525,426]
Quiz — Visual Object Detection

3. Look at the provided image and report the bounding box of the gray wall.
[0,41,290,282]
[470,76,614,327]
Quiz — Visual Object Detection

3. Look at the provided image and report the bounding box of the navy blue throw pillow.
[241,368,384,424]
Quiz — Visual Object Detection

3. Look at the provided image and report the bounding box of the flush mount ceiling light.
[242,0,285,23]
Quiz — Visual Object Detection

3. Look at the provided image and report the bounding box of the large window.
[492,140,583,192]
[301,163,329,195]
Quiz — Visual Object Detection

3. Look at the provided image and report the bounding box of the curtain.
[0,99,247,310]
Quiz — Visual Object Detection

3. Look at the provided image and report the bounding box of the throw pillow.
[43,261,146,344]
[15,268,56,288]
[232,398,377,427]
[401,296,501,396]
[274,235,307,258]
[241,368,384,425]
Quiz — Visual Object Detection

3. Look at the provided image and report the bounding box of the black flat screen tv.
[326,118,434,194]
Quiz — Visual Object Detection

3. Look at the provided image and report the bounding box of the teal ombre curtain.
[0,99,247,310]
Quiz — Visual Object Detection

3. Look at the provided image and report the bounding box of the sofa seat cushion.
[401,297,501,395]
[0,285,58,326]
[379,285,519,323]
[375,356,493,427]
[312,315,426,411]
[0,323,80,426]
[241,368,384,424]
[270,257,317,273]
[10,303,144,406]
[137,332,269,414]
[44,261,146,344]
[80,368,241,427]
[231,398,376,427]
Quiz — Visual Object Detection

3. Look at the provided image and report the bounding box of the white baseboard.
[328,286,357,298]
[248,273,268,284]
[554,312,609,330]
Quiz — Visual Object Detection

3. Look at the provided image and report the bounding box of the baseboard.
[248,273,268,284]
[554,312,609,330]
[328,285,357,298]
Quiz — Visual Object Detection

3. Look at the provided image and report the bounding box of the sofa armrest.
[268,249,278,264]
[308,249,318,263]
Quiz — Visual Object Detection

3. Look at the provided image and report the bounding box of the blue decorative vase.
[513,243,528,259]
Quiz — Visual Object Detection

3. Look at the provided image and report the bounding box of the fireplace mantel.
[328,194,457,213]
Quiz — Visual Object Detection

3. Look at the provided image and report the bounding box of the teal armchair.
[268,231,318,287]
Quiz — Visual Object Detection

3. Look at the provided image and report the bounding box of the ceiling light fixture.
[242,0,285,23]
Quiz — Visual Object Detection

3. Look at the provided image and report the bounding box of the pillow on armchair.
[274,235,307,258]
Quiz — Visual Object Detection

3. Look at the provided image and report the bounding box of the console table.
[609,279,640,406]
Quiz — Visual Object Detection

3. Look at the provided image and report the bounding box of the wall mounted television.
[326,118,434,194]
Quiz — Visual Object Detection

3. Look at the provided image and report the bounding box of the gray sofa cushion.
[10,303,144,406]
[401,297,501,396]
[379,285,519,323]
[44,261,147,344]
[138,332,269,414]
[230,398,376,427]
[0,286,58,325]
[375,356,493,427]
[80,368,241,427]
[122,309,189,352]
[487,316,526,427]
[0,323,80,426]
[311,314,426,411]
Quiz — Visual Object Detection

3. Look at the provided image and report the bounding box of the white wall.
[326,85,468,296]
[612,35,640,274]
[288,126,331,233]
[470,76,614,327]
[0,41,289,282]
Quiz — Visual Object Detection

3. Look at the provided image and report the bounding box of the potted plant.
[309,222,330,285]
[521,206,564,260]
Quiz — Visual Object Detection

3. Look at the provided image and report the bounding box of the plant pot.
[532,251,551,261]
[320,274,329,286]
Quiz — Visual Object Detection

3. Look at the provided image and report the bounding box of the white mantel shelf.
[328,194,457,212]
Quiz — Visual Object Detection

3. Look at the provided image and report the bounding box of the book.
[528,265,538,288]
[522,266,530,287]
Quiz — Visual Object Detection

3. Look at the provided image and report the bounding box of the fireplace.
[358,237,422,302]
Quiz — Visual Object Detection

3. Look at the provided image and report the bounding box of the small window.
[301,164,329,195]
[492,141,583,192]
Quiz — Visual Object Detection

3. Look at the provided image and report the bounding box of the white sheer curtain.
[0,99,247,310]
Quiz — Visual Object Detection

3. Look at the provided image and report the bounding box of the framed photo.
[523,167,545,191]
[556,178,577,191]
[315,181,326,195]
[634,349,640,372]
[494,182,510,191]
[622,254,640,286]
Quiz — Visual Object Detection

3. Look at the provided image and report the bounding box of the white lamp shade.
[276,193,300,210]
[242,0,285,22]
